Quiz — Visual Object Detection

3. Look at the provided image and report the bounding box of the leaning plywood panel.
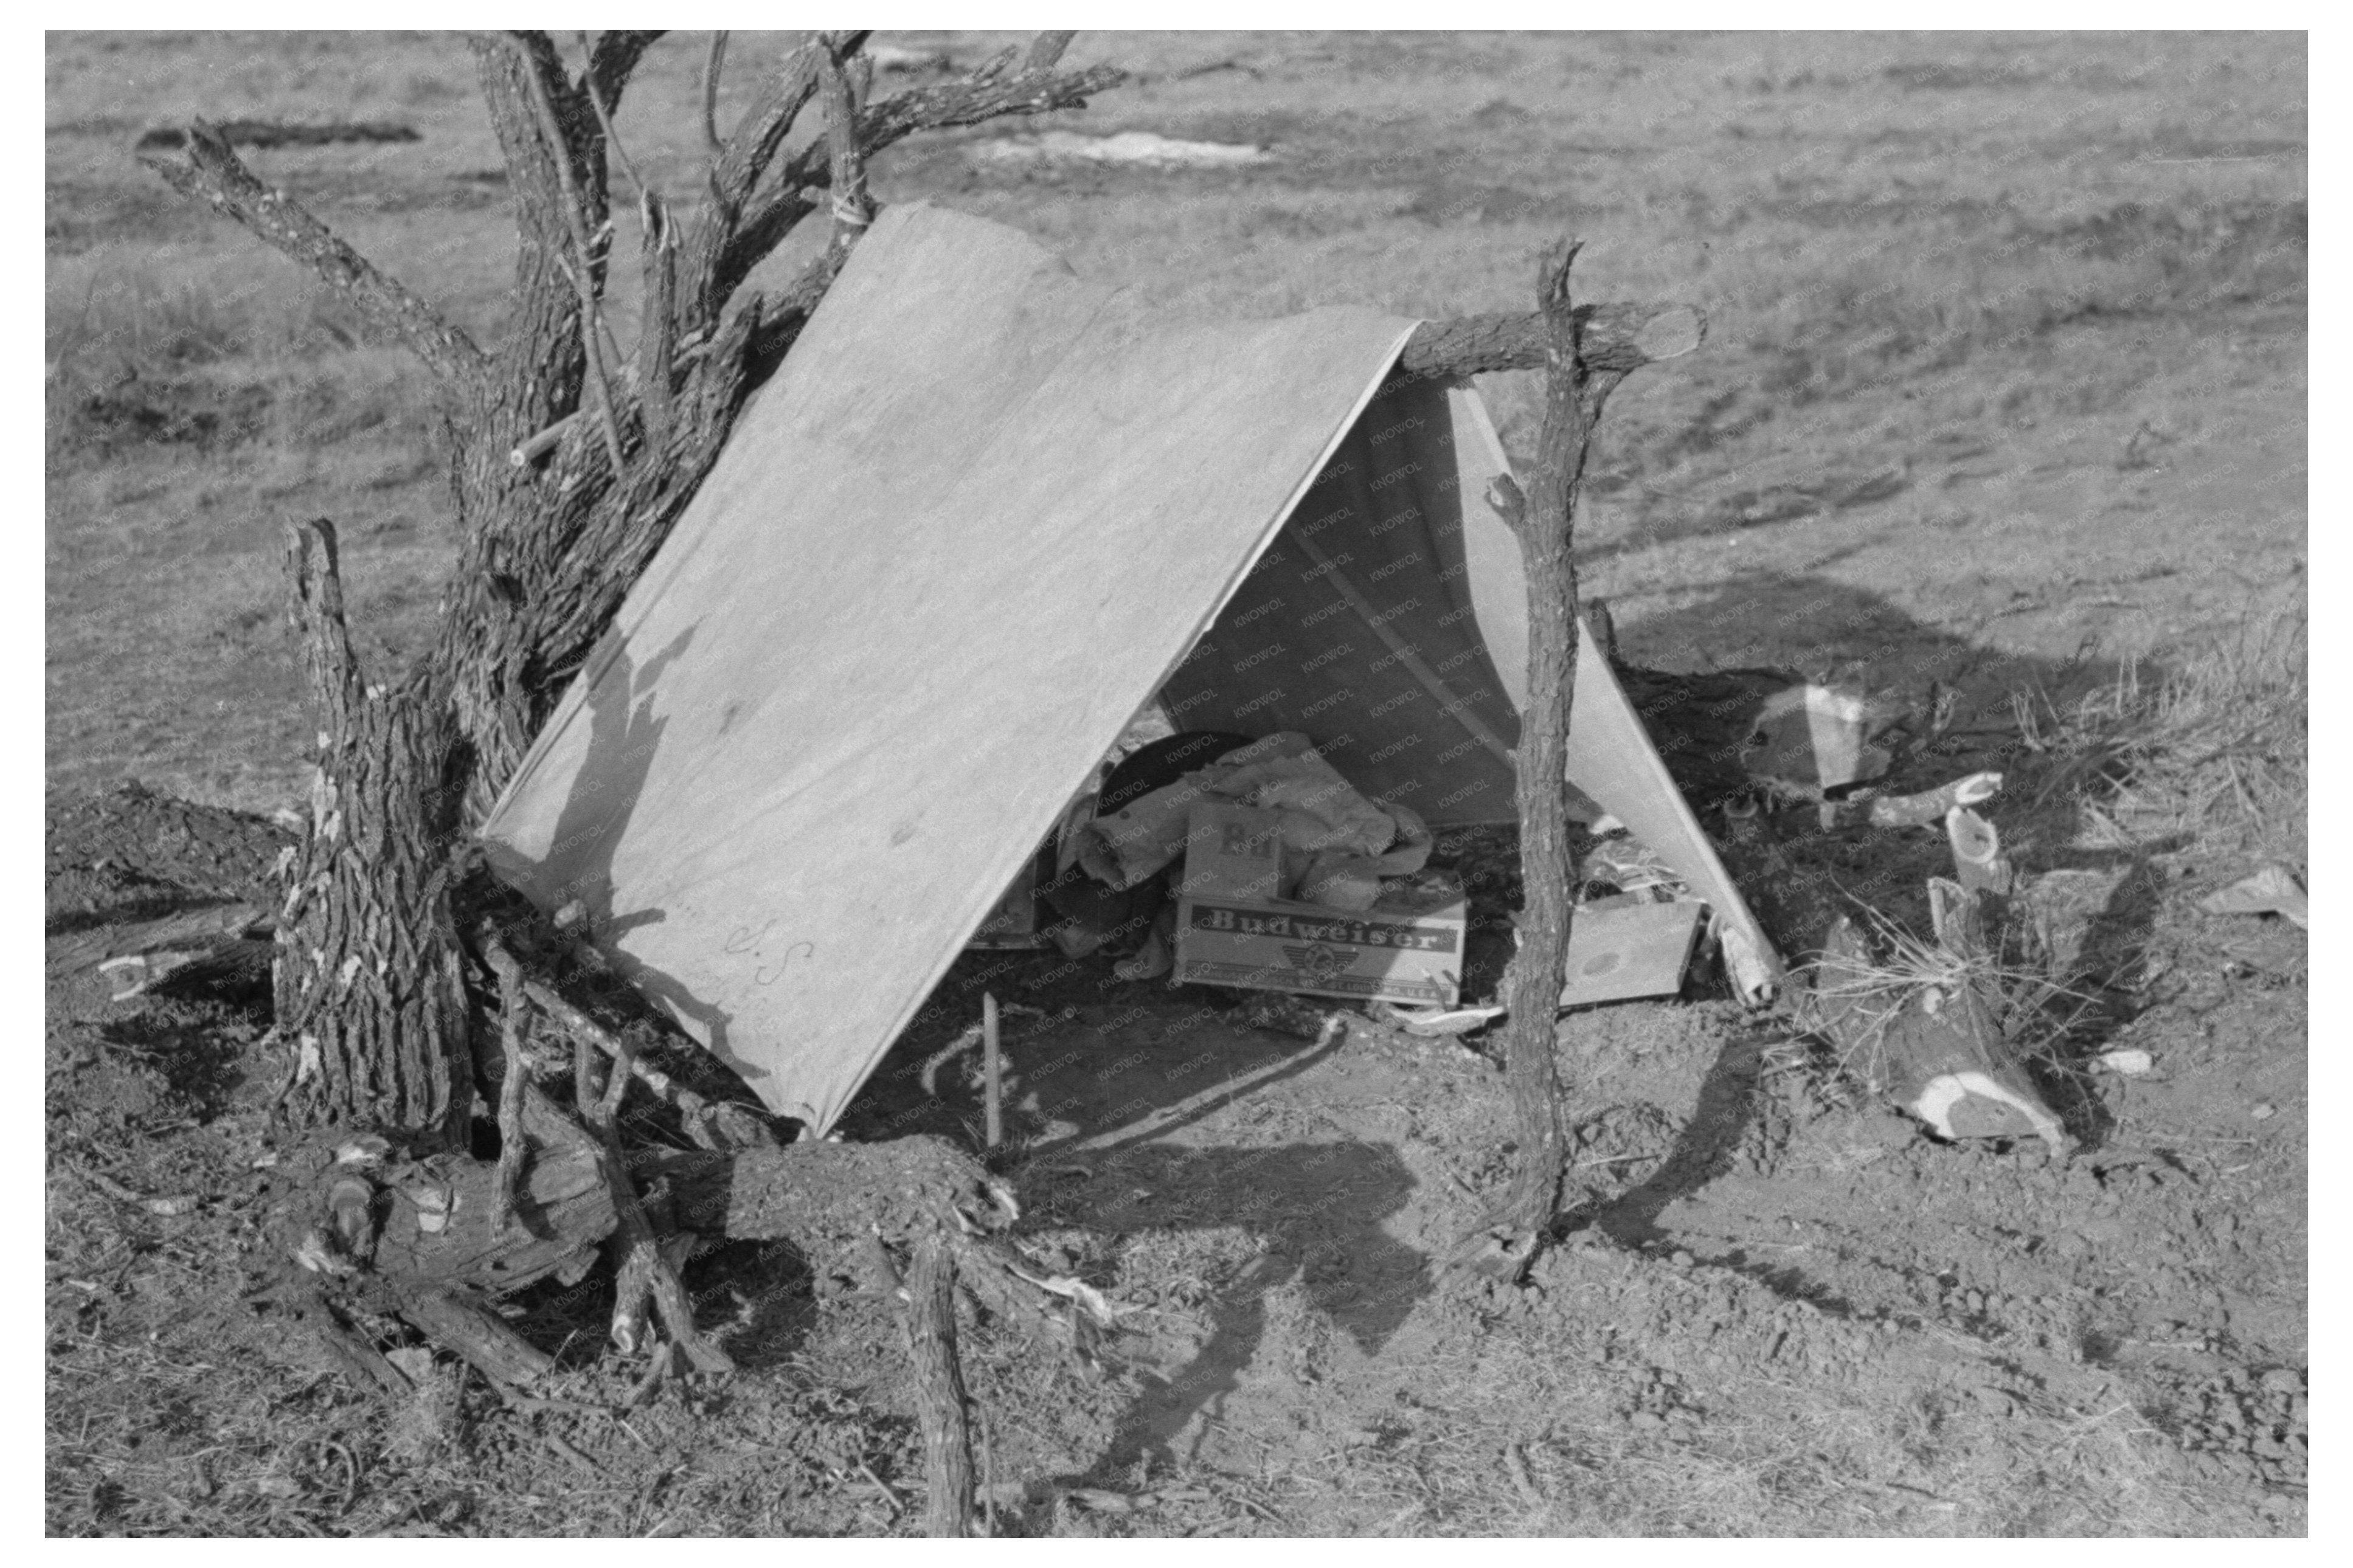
[479,203,1416,1133]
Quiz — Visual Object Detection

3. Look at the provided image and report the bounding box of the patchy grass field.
[46,30,2304,1538]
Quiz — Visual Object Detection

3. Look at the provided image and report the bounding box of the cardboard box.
[1180,801,1286,901]
[1175,804,1466,1004]
[1559,895,1707,1007]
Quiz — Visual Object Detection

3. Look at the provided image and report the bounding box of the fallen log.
[135,119,423,152]
[899,1234,976,1537]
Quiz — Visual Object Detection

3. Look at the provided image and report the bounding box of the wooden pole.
[1449,239,1649,1284]
[982,992,1003,1152]
[899,1234,974,1537]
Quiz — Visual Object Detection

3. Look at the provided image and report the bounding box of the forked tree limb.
[678,36,834,321]
[586,29,666,111]
[140,126,488,390]
[1449,240,1640,1283]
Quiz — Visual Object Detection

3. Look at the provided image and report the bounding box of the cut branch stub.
[1398,301,1704,382]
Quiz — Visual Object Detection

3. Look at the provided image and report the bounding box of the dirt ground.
[44,695,2309,1536]
[45,29,2305,1539]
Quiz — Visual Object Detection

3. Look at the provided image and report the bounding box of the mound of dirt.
[46,780,293,932]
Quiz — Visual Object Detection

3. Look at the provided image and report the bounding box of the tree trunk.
[272,520,471,1150]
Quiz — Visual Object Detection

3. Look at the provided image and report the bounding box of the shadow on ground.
[811,574,2191,1483]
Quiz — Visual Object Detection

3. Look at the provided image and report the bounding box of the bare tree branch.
[713,57,1125,307]
[820,41,874,261]
[578,32,651,207]
[509,36,629,472]
[142,125,488,392]
[701,31,730,153]
[1398,302,1705,381]
[470,34,609,446]
[679,38,826,322]
[639,198,679,457]
[1026,31,1077,71]
[587,29,665,110]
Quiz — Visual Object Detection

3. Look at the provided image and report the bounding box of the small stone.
[2259,1367,2304,1395]
[2250,1102,2277,1121]
[1670,1250,1695,1269]
[1629,1410,1665,1431]
[1972,1386,2018,1417]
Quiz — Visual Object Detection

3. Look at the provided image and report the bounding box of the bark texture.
[142,33,1125,1142]
[901,1234,976,1538]
[1452,242,1655,1280]
[272,521,471,1150]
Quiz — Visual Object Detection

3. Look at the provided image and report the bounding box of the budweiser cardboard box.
[1175,802,1466,1005]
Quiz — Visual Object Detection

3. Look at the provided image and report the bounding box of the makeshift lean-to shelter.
[479,203,1783,1136]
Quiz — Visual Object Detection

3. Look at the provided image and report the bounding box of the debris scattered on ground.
[1808,912,2070,1148]
[2199,865,2307,929]
[1558,897,1707,1008]
[1370,1000,1505,1037]
[2016,865,2130,975]
[1741,683,1903,800]
[974,130,1272,169]
[867,43,955,74]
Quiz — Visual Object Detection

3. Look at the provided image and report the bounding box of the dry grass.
[2036,608,2308,879]
[45,30,2306,810]
[1806,902,2096,1082]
